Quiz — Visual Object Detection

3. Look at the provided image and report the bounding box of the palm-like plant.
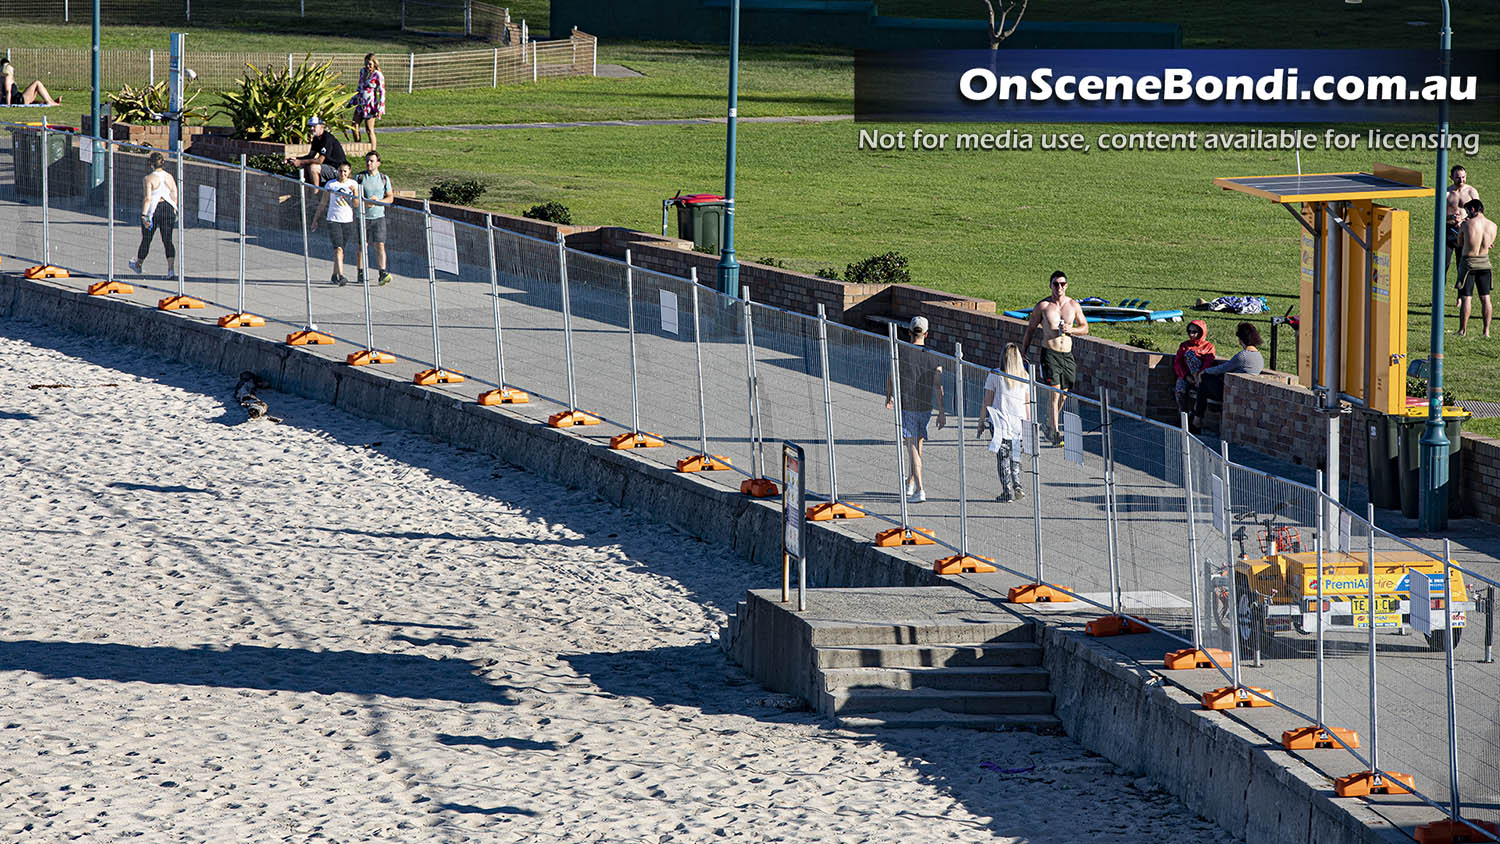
[109,80,208,125]
[213,56,352,142]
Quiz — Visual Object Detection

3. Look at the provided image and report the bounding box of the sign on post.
[1410,569,1433,635]
[782,441,806,611]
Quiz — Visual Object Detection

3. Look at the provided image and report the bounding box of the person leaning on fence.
[311,161,359,286]
[884,315,945,504]
[127,151,178,278]
[349,54,387,150]
[1189,321,1263,434]
[286,115,347,185]
[980,342,1030,503]
[355,150,395,286]
[0,57,60,106]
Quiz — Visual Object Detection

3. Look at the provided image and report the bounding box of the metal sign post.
[782,441,807,611]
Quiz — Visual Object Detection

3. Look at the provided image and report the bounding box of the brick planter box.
[188,134,373,166]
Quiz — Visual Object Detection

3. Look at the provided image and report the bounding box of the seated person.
[1173,319,1216,415]
[1190,321,1263,433]
[0,59,60,106]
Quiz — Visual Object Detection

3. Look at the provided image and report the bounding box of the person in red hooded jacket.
[1173,319,1216,415]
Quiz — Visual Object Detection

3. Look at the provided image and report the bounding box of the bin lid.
[675,193,724,206]
[1401,405,1471,419]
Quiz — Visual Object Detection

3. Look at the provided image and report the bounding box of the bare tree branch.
[978,0,1030,49]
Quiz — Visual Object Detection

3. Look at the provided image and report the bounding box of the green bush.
[755,256,788,269]
[814,267,842,280]
[110,80,207,126]
[1407,376,1457,406]
[844,251,911,286]
[213,56,351,142]
[1126,333,1161,352]
[430,179,488,206]
[246,154,298,177]
[523,201,573,224]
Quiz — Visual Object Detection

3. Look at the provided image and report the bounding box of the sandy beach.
[0,318,1235,843]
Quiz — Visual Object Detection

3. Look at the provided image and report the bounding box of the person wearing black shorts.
[1457,198,1496,338]
[311,161,359,286]
[1021,271,1088,444]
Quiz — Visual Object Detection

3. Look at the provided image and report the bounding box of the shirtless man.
[1446,165,1479,273]
[1457,198,1496,338]
[1021,271,1088,444]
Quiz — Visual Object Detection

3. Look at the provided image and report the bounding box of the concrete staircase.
[724,590,1061,731]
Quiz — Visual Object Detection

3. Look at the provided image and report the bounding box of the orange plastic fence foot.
[547,409,600,427]
[23,264,69,279]
[610,431,665,450]
[676,454,731,472]
[874,527,936,547]
[934,554,998,575]
[1163,647,1232,670]
[346,349,396,366]
[1414,819,1500,844]
[218,312,265,327]
[157,294,205,310]
[478,387,529,405]
[1007,583,1074,603]
[88,280,134,296]
[286,329,334,346]
[1333,770,1414,798]
[1202,685,1277,710]
[1085,615,1151,637]
[741,477,780,498]
[1281,726,1360,751]
[806,501,865,521]
[414,368,465,385]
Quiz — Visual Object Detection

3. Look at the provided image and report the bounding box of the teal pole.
[1419,0,1452,531]
[716,0,741,298]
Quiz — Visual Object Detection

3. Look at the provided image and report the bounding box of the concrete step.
[808,620,1035,647]
[824,687,1056,716]
[815,642,1043,669]
[823,665,1051,693]
[836,710,1064,732]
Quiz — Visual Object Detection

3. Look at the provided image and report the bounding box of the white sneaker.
[127,258,141,274]
[908,490,926,503]
[905,479,916,497]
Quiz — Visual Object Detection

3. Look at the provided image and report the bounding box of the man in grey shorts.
[355,150,396,286]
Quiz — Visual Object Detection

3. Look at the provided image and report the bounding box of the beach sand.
[0,319,1234,842]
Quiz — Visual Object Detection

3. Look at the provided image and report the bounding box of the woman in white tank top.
[129,151,179,277]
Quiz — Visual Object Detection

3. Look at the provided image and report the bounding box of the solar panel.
[1214,172,1433,203]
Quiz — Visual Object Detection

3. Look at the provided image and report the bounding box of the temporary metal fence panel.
[1107,408,1193,627]
[821,319,903,527]
[626,266,706,457]
[957,360,1037,574]
[695,288,755,479]
[1188,435,1235,670]
[237,169,314,333]
[176,154,242,312]
[746,301,828,497]
[1447,563,1500,832]
[489,226,571,410]
[1030,383,1112,606]
[562,248,635,432]
[421,217,503,387]
[351,201,444,367]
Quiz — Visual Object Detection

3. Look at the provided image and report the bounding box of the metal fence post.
[408,52,415,93]
[1442,538,1460,824]
[888,323,911,532]
[106,139,115,283]
[1181,412,1202,650]
[236,153,247,314]
[1366,502,1381,776]
[742,287,765,480]
[487,215,508,389]
[150,49,155,85]
[1030,363,1045,584]
[1222,441,1243,689]
[492,47,498,87]
[692,271,710,458]
[557,232,577,413]
[817,304,840,505]
[1314,471,1326,731]
[174,148,185,295]
[424,200,444,371]
[1102,388,1122,616]
[625,250,641,435]
[357,199,375,351]
[40,126,50,265]
[299,180,313,329]
[955,343,969,558]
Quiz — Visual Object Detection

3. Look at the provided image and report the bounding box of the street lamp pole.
[1419,0,1453,531]
[716,0,741,298]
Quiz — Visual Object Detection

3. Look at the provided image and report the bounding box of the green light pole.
[716,0,741,298]
[90,0,102,187]
[1419,0,1453,531]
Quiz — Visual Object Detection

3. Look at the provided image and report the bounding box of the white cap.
[910,316,930,334]
[307,115,325,127]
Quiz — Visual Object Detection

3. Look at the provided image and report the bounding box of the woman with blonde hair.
[1,58,60,106]
[979,342,1030,502]
[350,53,386,148]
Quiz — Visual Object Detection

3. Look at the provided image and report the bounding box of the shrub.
[110,80,207,126]
[813,267,842,280]
[755,256,788,269]
[523,201,573,224]
[213,56,352,142]
[246,154,298,177]
[430,179,488,206]
[843,251,911,286]
[1126,333,1160,352]
[1407,377,1457,406]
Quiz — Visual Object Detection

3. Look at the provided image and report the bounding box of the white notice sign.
[197,184,217,223]
[431,217,459,275]
[1409,570,1433,634]
[78,139,93,164]
[659,290,679,335]
[1062,410,1083,465]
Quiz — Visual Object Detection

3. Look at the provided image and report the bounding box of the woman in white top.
[979,343,1030,502]
[128,151,178,277]
[311,161,359,286]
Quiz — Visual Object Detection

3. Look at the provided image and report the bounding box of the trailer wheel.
[1425,628,1463,652]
